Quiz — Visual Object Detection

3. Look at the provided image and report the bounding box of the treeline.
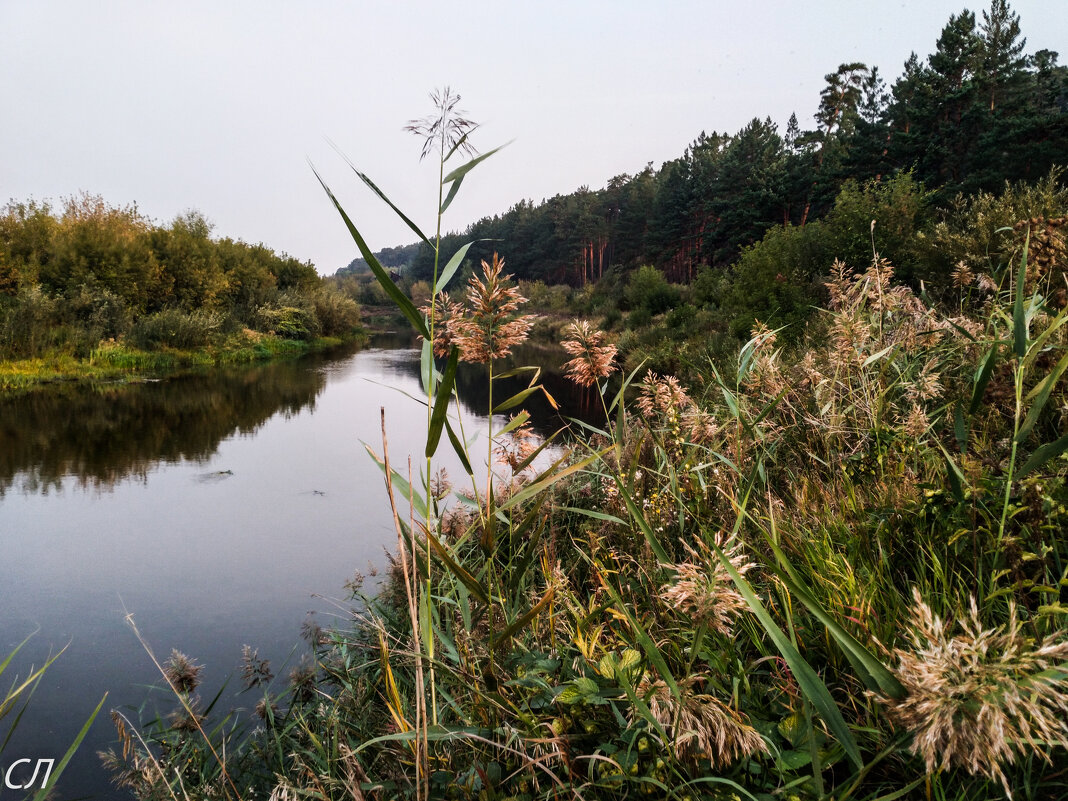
[399,1,1065,287]
[0,194,361,360]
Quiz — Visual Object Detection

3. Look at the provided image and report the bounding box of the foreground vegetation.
[99,84,1068,801]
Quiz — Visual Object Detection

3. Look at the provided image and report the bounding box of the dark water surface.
[0,339,587,799]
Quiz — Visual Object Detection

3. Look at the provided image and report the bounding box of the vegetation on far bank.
[0,193,363,390]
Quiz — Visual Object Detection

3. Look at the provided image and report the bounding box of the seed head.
[561,320,617,387]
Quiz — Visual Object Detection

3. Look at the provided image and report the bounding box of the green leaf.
[497,448,607,512]
[434,242,474,294]
[445,418,474,476]
[32,693,107,801]
[936,440,967,502]
[598,577,682,700]
[364,443,428,518]
[426,347,459,458]
[494,410,531,438]
[425,528,488,605]
[493,589,554,651]
[556,506,627,526]
[760,535,906,700]
[336,154,431,248]
[617,482,672,564]
[492,385,540,414]
[1017,431,1068,478]
[439,178,464,215]
[1017,351,1068,443]
[712,542,863,769]
[1013,231,1030,358]
[311,166,430,340]
[442,142,511,185]
[969,345,998,415]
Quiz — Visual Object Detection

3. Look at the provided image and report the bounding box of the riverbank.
[0,329,365,393]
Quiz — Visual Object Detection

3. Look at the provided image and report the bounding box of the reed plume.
[561,320,617,387]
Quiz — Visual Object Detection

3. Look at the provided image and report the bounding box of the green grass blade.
[311,165,429,339]
[442,142,511,185]
[1017,351,1068,443]
[331,148,431,247]
[494,410,531,438]
[439,176,464,214]
[435,242,474,294]
[426,348,459,458]
[498,449,607,512]
[425,529,488,605]
[445,418,474,475]
[936,440,967,502]
[1013,230,1030,358]
[617,482,672,564]
[492,588,554,651]
[760,535,906,699]
[491,385,540,414]
[969,344,998,415]
[32,693,107,801]
[712,542,863,769]
[1017,430,1068,479]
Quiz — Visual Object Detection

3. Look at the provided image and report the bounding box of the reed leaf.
[426,347,459,458]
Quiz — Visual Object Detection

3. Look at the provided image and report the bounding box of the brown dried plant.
[638,676,768,766]
[659,536,753,637]
[163,649,203,694]
[446,253,537,363]
[561,320,617,387]
[879,589,1068,797]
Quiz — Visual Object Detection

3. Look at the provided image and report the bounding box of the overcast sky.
[3,1,1066,275]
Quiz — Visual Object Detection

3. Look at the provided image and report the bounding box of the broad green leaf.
[311,166,430,339]
[598,576,681,700]
[712,542,863,769]
[1023,303,1068,371]
[556,506,627,526]
[420,337,434,396]
[426,348,459,458]
[364,443,428,518]
[439,177,464,215]
[434,242,474,294]
[1018,431,1068,478]
[862,344,896,367]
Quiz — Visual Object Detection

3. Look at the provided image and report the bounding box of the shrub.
[129,308,222,349]
[311,288,361,336]
[625,264,679,313]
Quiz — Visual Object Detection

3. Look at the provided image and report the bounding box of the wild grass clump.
[110,96,1068,801]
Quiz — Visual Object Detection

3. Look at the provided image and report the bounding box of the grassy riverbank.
[0,330,361,393]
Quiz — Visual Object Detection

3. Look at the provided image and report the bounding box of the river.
[0,337,588,799]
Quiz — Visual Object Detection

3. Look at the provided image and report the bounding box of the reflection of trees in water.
[0,360,329,496]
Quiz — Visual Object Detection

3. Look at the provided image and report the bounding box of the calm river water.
[0,337,585,799]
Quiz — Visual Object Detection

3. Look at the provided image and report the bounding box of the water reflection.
[0,358,333,497]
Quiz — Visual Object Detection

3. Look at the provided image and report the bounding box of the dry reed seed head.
[493,415,540,474]
[636,373,693,423]
[879,589,1068,797]
[447,253,538,363]
[403,86,479,162]
[289,659,319,704]
[902,404,931,439]
[163,649,203,694]
[421,292,463,358]
[976,272,999,294]
[561,319,618,387]
[659,538,753,637]
[167,696,204,732]
[429,467,452,500]
[241,644,274,689]
[952,260,975,288]
[638,677,768,766]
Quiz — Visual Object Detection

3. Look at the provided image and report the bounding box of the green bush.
[311,288,361,336]
[130,308,222,349]
[625,264,679,314]
[0,285,58,357]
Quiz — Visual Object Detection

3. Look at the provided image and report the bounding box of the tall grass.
[107,100,1068,801]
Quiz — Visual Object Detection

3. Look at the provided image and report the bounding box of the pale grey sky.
[3,1,1066,274]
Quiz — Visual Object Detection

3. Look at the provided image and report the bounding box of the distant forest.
[339,1,1066,288]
